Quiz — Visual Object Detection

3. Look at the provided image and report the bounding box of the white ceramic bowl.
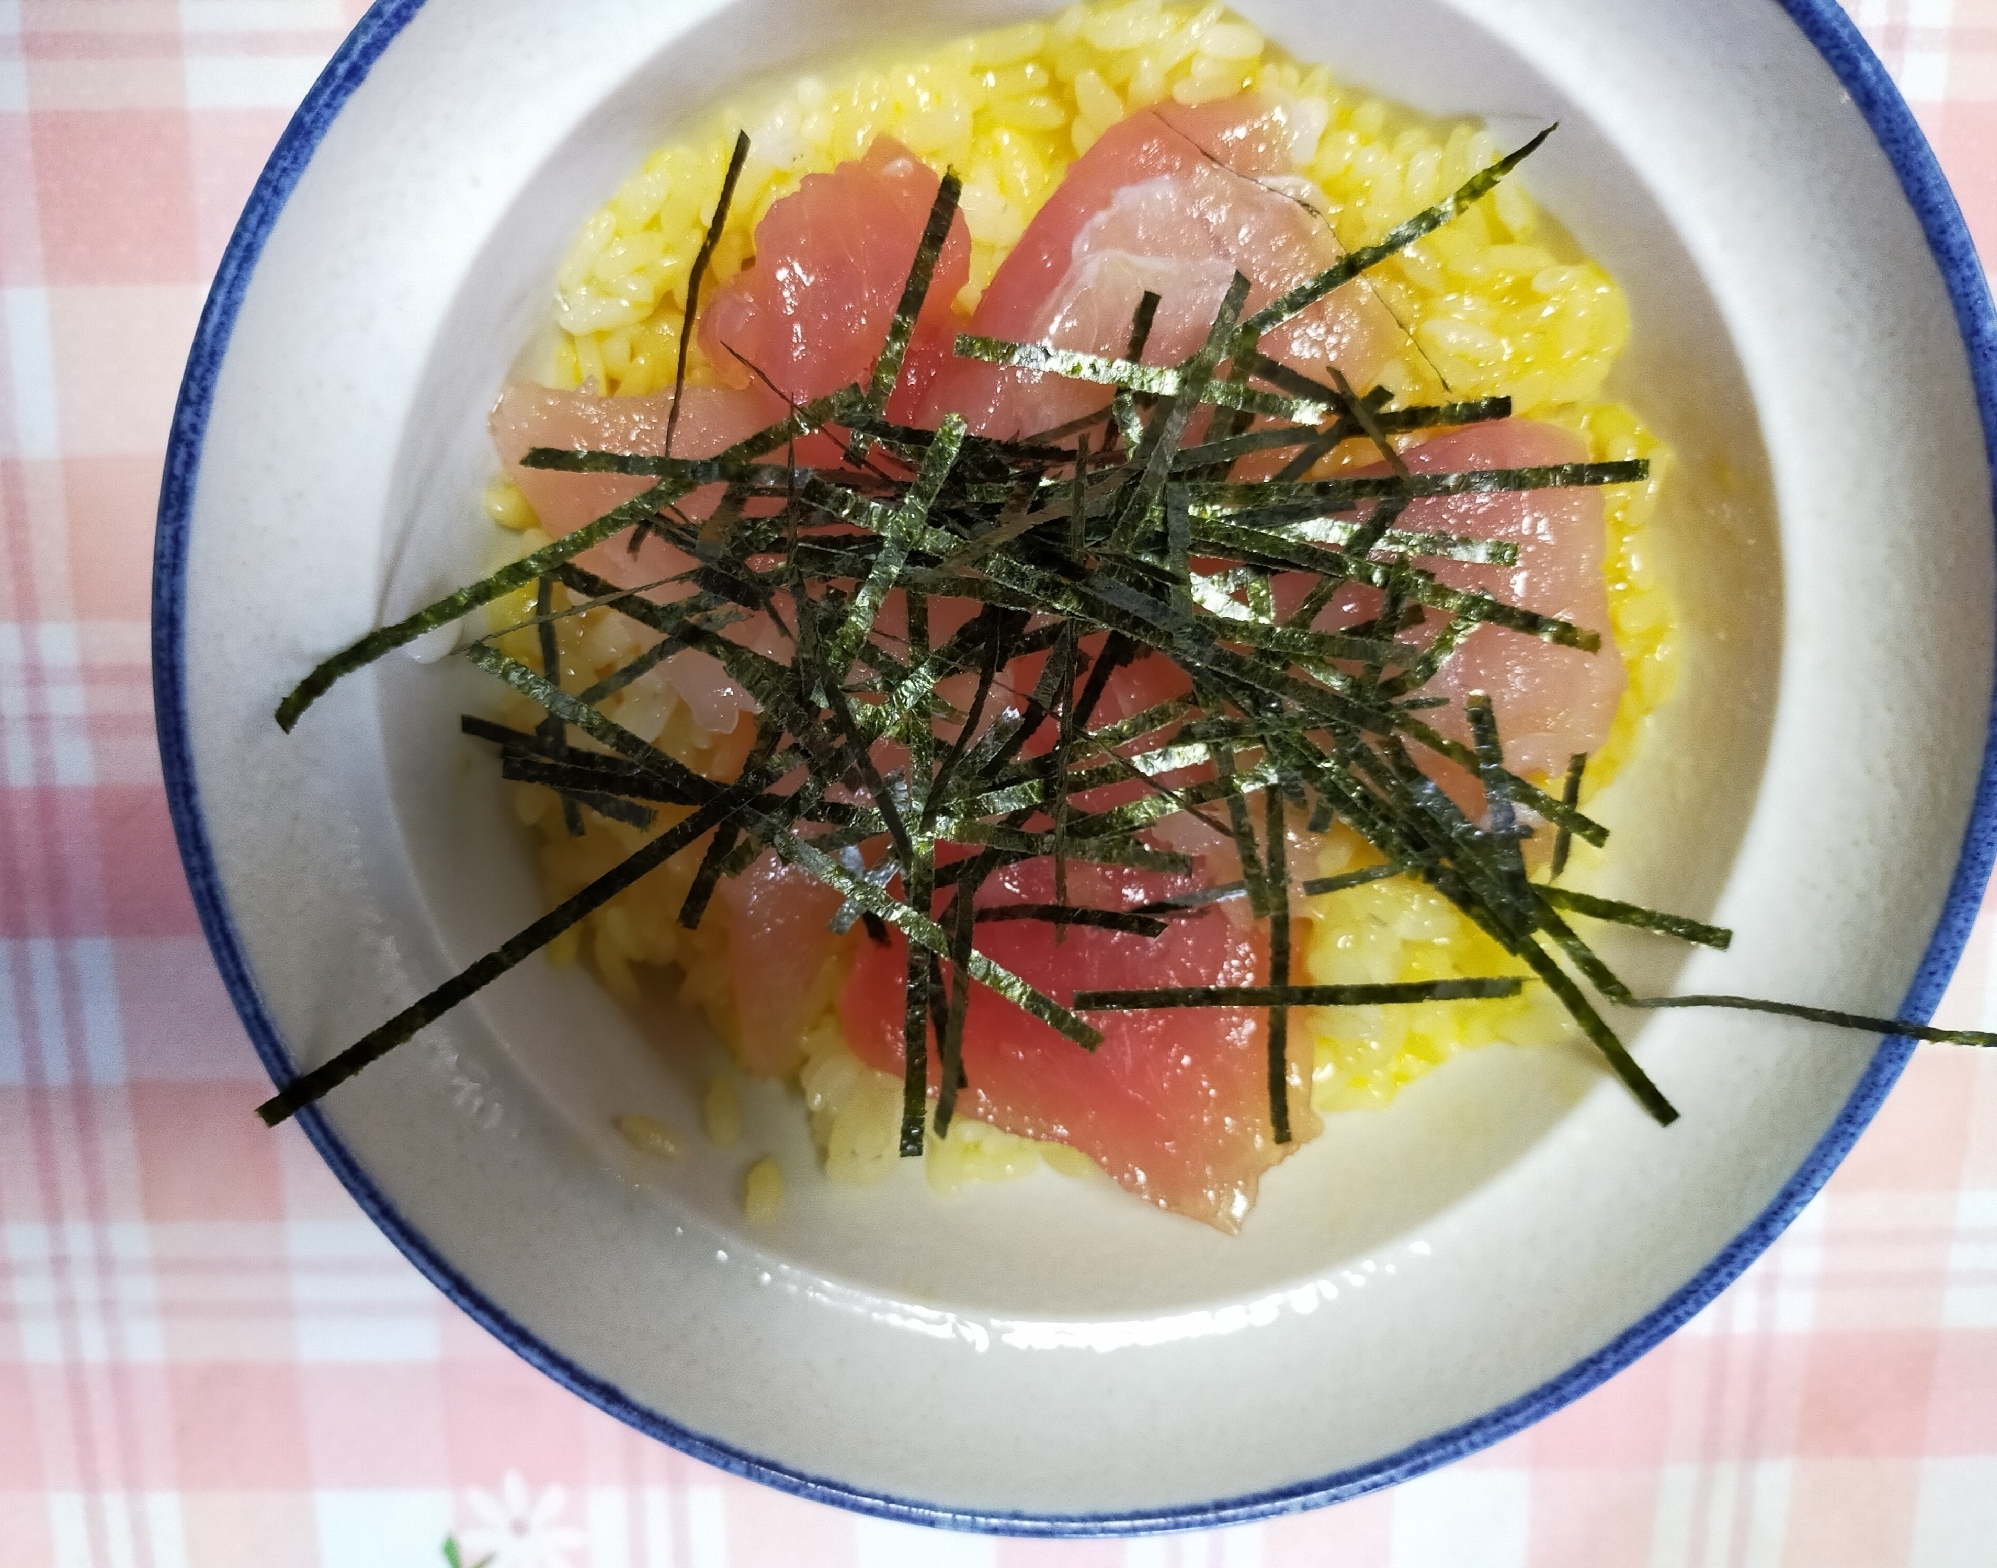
[156,0,1997,1533]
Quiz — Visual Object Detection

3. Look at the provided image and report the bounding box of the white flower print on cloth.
[459,1470,588,1568]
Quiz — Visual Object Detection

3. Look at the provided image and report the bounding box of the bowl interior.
[371,0,1783,1314]
[173,0,1991,1523]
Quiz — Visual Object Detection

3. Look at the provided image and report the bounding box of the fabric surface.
[5,1,1997,1563]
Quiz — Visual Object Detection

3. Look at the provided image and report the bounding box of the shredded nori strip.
[254,758,786,1126]
[866,170,964,415]
[666,130,750,455]
[260,116,1997,1160]
[496,754,680,814]
[1264,774,1293,1143]
[1538,885,1732,950]
[1075,979,1526,1009]
[534,575,584,838]
[976,903,1171,937]
[1623,995,1997,1046]
[1551,752,1586,877]
[1298,860,1409,897]
[1234,124,1557,342]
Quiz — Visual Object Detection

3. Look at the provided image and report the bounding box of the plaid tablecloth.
[6,2,1997,1563]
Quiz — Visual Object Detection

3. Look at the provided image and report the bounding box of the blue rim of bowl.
[153,0,1997,1537]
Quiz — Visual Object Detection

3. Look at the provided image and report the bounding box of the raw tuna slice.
[716,851,848,1078]
[490,133,975,570]
[920,94,1403,439]
[488,379,795,732]
[1305,418,1625,787]
[489,135,978,723]
[489,379,786,577]
[839,858,1320,1232]
[698,136,973,420]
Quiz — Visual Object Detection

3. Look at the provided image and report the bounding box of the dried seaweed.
[260,116,1997,1155]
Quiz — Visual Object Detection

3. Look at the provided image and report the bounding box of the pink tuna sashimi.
[921,94,1403,439]
[488,379,799,733]
[716,851,849,1078]
[1412,422,1625,783]
[489,137,977,729]
[489,378,789,572]
[1303,419,1625,788]
[839,859,1320,1232]
[698,136,973,420]
[490,135,970,548]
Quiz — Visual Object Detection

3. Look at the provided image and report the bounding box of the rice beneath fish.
[483,0,1675,1188]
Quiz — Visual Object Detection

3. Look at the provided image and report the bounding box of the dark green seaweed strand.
[1395,713,1609,847]
[576,629,689,706]
[1466,694,1528,917]
[932,826,1038,1136]
[1183,517,1594,652]
[1186,460,1649,511]
[1131,881,1244,913]
[951,338,1314,420]
[899,842,936,1156]
[977,629,1128,780]
[1495,768,1610,848]
[1283,568,1352,632]
[815,647,920,872]
[905,586,934,788]
[933,875,980,1138]
[758,812,1102,1050]
[1374,395,1513,432]
[1050,625,1081,926]
[1623,995,1997,1046]
[1514,937,1680,1125]
[535,576,584,838]
[1237,124,1556,340]
[254,778,762,1126]
[1271,394,1385,483]
[1550,752,1586,877]
[569,791,657,830]
[975,903,1169,937]
[1379,735,1532,944]
[1068,628,1137,734]
[666,129,750,456]
[866,169,965,415]
[497,753,695,808]
[463,642,723,803]
[1298,860,1409,898]
[274,496,674,732]
[1172,421,1322,472]
[1539,885,1733,951]
[1205,714,1269,917]
[1113,270,1251,548]
[1166,484,1192,619]
[1127,289,1162,361]
[937,488,1052,571]
[1261,388,1509,481]
[820,415,967,679]
[547,564,731,637]
[694,483,748,563]
[1265,777,1292,1144]
[1530,894,1637,1005]
[1074,979,1525,1009]
[460,713,566,759]
[1070,434,1089,554]
[1113,289,1163,447]
[1329,365,1408,478]
[679,824,744,931]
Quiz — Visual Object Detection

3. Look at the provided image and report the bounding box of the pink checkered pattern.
[5,1,1997,1563]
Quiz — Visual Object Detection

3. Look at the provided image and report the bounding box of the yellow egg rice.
[482,0,1677,1187]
